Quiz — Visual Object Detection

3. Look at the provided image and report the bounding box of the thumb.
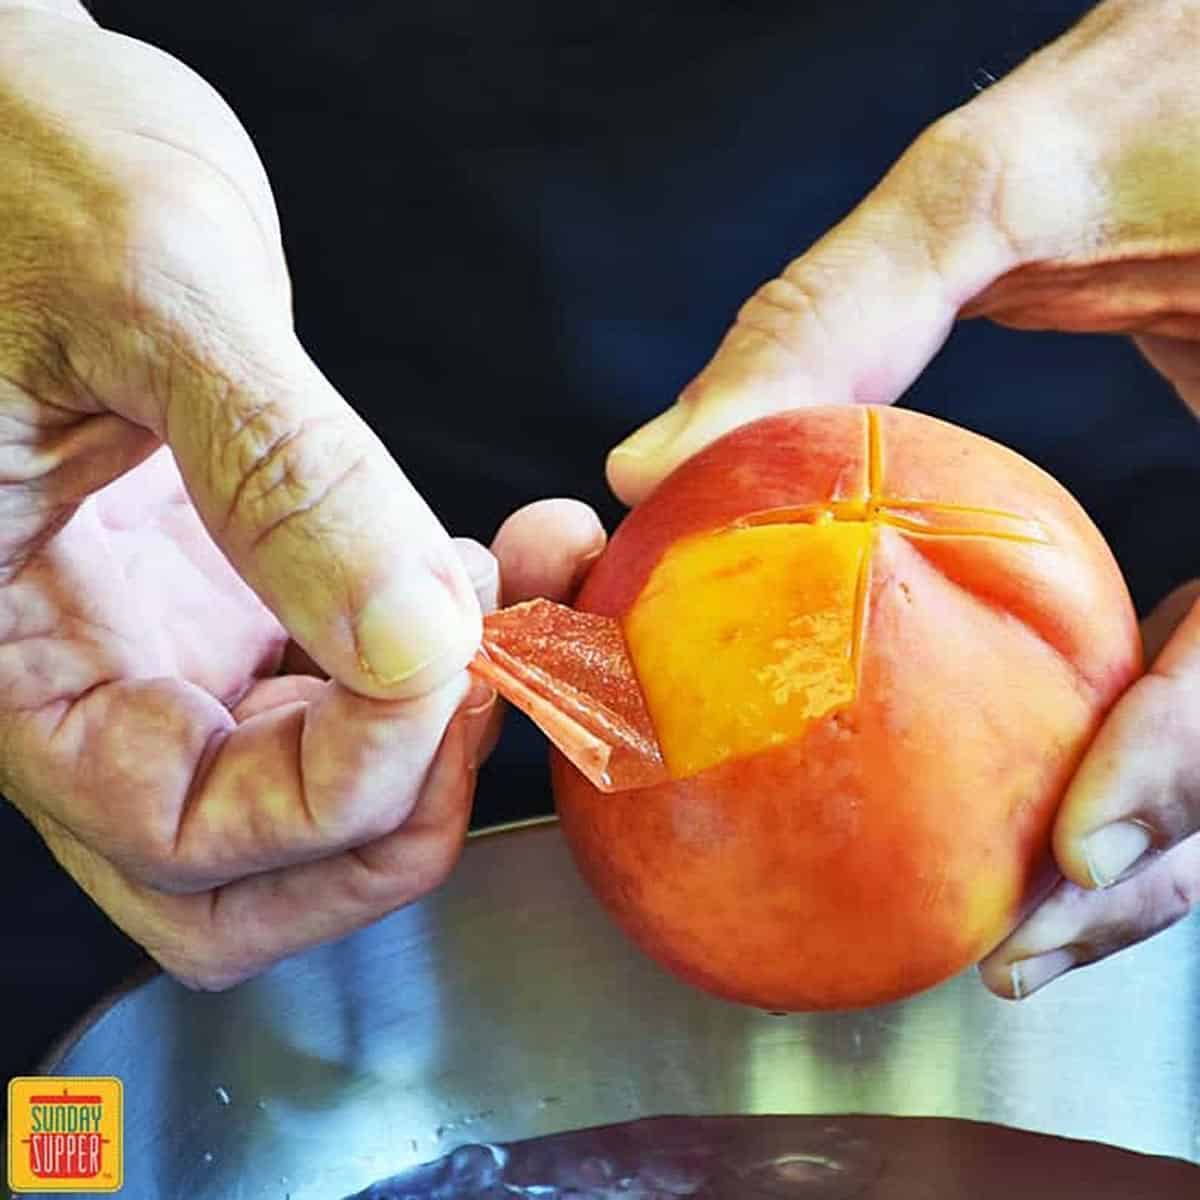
[606,114,1017,506]
[162,334,480,700]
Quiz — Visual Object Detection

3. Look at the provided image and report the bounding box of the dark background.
[4,0,1198,1083]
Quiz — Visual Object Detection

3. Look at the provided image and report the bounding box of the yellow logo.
[7,1078,123,1193]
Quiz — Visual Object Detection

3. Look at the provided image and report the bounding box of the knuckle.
[162,946,256,993]
[320,794,419,852]
[85,802,175,882]
[902,109,1020,265]
[132,160,248,249]
[98,818,217,898]
[115,831,208,894]
[398,839,462,904]
[1076,862,1198,962]
[215,407,368,551]
[1123,881,1191,946]
[1128,677,1200,840]
[126,162,286,370]
[1133,872,1190,936]
[1168,868,1200,917]
[734,274,828,356]
[152,908,265,992]
[301,758,429,848]
[346,824,467,912]
[417,827,468,893]
[1160,835,1200,914]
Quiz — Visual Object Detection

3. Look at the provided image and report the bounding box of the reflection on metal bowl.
[33,819,1200,1198]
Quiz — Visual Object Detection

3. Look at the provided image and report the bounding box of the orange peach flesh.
[622,519,871,779]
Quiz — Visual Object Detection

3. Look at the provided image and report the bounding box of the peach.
[552,406,1141,1010]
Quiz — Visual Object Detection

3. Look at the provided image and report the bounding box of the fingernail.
[1082,819,1154,889]
[453,537,500,607]
[459,682,498,771]
[355,572,479,691]
[1010,947,1078,1000]
[569,546,605,594]
[460,680,498,721]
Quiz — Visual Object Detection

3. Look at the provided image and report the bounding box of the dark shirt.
[4,0,1198,1081]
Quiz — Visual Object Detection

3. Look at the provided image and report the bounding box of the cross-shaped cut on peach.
[477,409,1053,792]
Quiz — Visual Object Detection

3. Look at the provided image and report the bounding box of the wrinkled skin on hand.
[610,0,1200,999]
[0,3,604,988]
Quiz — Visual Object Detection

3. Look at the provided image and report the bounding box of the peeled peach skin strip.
[471,599,668,793]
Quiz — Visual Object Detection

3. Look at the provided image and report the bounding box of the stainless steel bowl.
[32,818,1200,1198]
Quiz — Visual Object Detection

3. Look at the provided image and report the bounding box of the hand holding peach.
[607,0,1200,999]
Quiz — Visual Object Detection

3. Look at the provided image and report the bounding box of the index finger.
[27,679,488,988]
[16,669,471,894]
[606,111,1018,505]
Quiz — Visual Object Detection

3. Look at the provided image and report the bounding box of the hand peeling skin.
[0,21,609,989]
[477,409,1063,792]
